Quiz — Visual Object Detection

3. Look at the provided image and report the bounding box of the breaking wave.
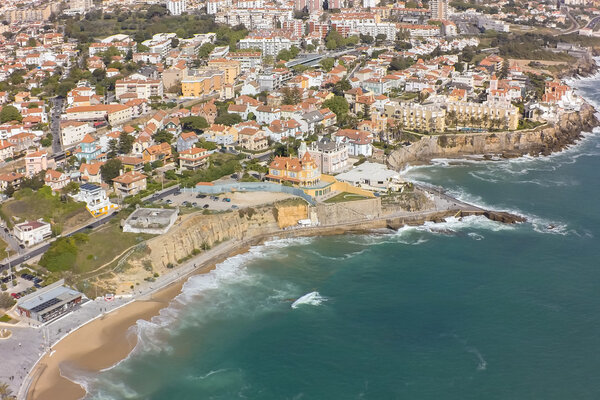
[291,291,327,309]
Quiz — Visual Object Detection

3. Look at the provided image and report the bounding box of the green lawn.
[1,187,90,231]
[75,220,154,275]
[40,218,154,275]
[324,192,368,204]
[0,314,11,322]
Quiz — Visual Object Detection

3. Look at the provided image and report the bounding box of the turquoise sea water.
[76,75,600,399]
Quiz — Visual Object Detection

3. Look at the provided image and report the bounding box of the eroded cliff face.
[146,204,310,267]
[147,208,279,267]
[387,105,599,170]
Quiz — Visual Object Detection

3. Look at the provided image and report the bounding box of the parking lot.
[158,190,296,211]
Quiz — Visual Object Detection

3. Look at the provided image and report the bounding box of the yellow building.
[445,101,519,131]
[266,153,321,187]
[384,102,446,133]
[206,59,241,85]
[181,70,224,98]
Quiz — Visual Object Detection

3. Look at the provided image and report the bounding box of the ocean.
[76,74,600,399]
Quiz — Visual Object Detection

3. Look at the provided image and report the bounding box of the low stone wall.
[315,198,382,226]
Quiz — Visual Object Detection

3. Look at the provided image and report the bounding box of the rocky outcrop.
[387,104,599,170]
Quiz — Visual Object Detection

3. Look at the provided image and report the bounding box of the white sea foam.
[467,346,488,371]
[291,291,327,309]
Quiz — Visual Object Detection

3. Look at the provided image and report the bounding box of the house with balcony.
[179,147,209,170]
[73,183,119,217]
[113,171,147,197]
[266,153,321,187]
[74,134,102,162]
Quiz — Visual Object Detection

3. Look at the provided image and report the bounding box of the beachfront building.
[16,280,83,324]
[73,183,119,217]
[266,153,321,187]
[13,219,52,247]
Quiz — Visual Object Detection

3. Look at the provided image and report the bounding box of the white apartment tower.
[430,0,448,20]
[69,0,93,13]
[167,0,187,15]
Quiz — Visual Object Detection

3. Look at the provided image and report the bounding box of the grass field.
[74,220,154,275]
[1,187,90,231]
[324,192,368,204]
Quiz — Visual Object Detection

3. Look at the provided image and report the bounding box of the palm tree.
[0,382,13,400]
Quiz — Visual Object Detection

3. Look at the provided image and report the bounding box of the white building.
[60,121,95,148]
[167,0,187,15]
[73,183,119,218]
[430,0,448,20]
[14,220,52,247]
[238,35,299,56]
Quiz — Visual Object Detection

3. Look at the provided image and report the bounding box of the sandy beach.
[26,282,183,400]
[24,243,255,400]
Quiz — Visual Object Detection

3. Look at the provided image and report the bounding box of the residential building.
[73,183,118,217]
[430,0,448,20]
[167,0,187,15]
[335,129,374,157]
[14,220,52,247]
[237,126,268,151]
[303,138,349,174]
[79,162,105,184]
[202,124,238,145]
[113,171,148,197]
[25,151,48,178]
[207,59,241,85]
[0,140,14,161]
[44,169,70,191]
[266,153,321,187]
[181,70,224,98]
[176,131,199,152]
[60,121,95,148]
[179,147,210,170]
[115,79,163,101]
[142,142,173,164]
[384,102,446,132]
[0,172,23,191]
[74,134,102,162]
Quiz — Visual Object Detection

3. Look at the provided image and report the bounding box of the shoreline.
[23,204,523,400]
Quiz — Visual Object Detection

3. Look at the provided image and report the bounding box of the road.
[49,97,64,154]
[0,211,119,273]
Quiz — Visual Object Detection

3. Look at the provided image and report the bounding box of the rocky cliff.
[387,104,598,170]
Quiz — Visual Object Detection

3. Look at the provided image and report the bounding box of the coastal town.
[0,0,598,397]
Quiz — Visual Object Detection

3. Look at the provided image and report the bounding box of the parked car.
[223,198,231,202]
[10,293,18,299]
[196,194,206,199]
[203,204,209,209]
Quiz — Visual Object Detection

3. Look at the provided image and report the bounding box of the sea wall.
[387,104,599,170]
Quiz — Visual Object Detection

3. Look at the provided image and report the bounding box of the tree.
[323,96,349,119]
[0,105,22,123]
[118,131,134,154]
[360,34,374,44]
[4,183,14,198]
[0,293,15,309]
[107,138,118,158]
[27,37,37,47]
[376,33,387,43]
[320,57,335,72]
[100,158,123,183]
[181,116,208,132]
[214,113,242,126]
[153,129,174,144]
[198,43,215,59]
[281,87,302,105]
[389,57,414,71]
